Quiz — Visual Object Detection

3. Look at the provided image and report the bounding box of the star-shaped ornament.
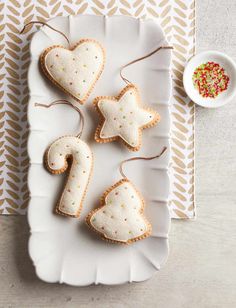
[94,84,160,151]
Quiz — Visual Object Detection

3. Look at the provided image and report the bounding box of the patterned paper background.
[0,0,195,218]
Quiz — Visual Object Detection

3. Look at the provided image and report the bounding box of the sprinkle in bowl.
[183,51,236,108]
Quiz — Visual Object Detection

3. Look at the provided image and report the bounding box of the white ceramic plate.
[183,50,236,108]
[27,15,172,286]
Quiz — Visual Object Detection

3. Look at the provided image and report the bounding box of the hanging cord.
[35,100,84,138]
[119,146,167,179]
[120,46,173,85]
[20,21,70,46]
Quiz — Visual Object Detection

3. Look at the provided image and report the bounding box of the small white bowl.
[183,51,236,108]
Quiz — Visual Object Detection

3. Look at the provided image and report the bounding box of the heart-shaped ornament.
[40,39,105,104]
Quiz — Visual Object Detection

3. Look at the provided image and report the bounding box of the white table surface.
[0,1,236,307]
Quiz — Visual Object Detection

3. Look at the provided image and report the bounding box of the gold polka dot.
[102,210,106,214]
[124,218,127,221]
[101,226,104,230]
[83,171,86,174]
[111,215,114,219]
[73,57,75,61]
[50,64,53,68]
[83,64,87,68]
[68,189,71,192]
[69,82,73,85]
[56,54,59,57]
[129,231,132,234]
[83,80,86,83]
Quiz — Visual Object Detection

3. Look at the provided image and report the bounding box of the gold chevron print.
[0,0,195,219]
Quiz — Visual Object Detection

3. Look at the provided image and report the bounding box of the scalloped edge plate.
[27,14,172,286]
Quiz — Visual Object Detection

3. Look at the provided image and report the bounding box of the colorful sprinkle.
[192,61,229,98]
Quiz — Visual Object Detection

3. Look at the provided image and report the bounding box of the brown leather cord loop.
[119,146,167,179]
[20,21,70,46]
[120,46,173,85]
[34,100,84,138]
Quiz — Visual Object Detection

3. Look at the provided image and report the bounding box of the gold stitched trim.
[40,38,106,104]
[86,178,152,245]
[93,84,160,151]
[44,135,93,218]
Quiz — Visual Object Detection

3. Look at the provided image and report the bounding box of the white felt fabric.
[44,40,104,101]
[89,180,150,243]
[47,136,92,216]
[98,85,156,147]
